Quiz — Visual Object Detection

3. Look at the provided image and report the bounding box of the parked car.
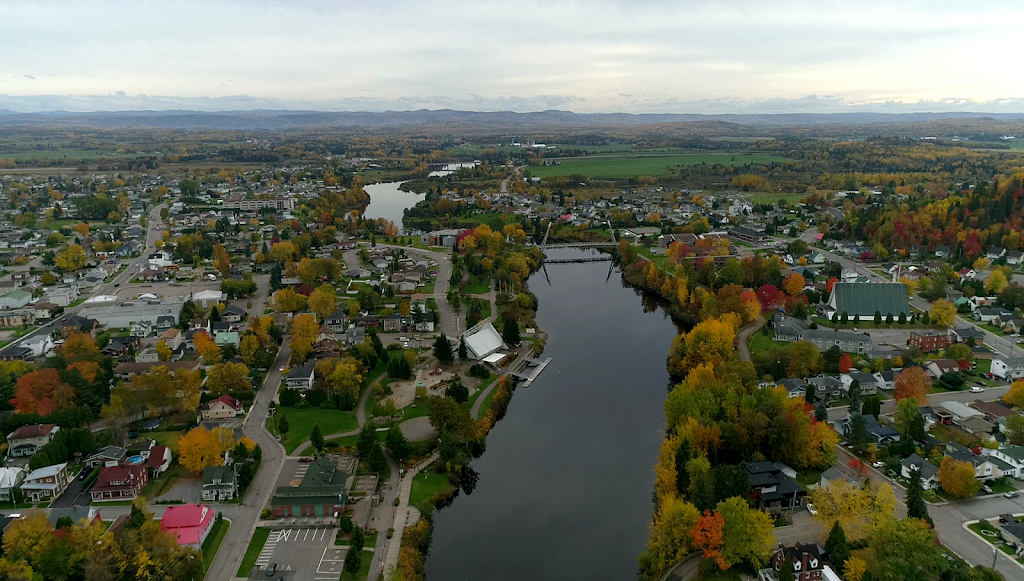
[970,386,984,393]
[1006,491,1019,499]
[872,461,884,468]
[805,503,817,516]
[982,484,994,494]
[279,366,284,372]
[299,457,314,463]
[78,466,93,481]
[266,563,277,576]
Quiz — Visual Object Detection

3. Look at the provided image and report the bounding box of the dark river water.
[363,181,423,233]
[426,249,679,581]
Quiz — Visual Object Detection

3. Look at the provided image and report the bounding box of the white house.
[147,250,175,269]
[900,454,940,490]
[992,357,1024,381]
[990,446,1024,480]
[285,361,315,390]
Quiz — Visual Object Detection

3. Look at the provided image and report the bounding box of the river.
[426,249,680,581]
[363,181,423,233]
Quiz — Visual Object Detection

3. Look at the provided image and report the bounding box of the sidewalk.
[382,452,439,577]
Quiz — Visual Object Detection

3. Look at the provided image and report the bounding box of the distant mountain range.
[1,108,1024,130]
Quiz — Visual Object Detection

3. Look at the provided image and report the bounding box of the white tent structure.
[462,321,505,360]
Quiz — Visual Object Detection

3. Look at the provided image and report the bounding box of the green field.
[0,149,146,161]
[409,470,450,512]
[275,407,359,453]
[524,152,789,178]
[743,192,808,205]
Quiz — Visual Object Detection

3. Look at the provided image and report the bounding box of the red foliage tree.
[756,284,783,311]
[839,353,853,373]
[12,369,66,416]
[825,277,838,293]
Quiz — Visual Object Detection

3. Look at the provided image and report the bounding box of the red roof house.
[90,464,148,502]
[145,445,172,477]
[160,503,215,547]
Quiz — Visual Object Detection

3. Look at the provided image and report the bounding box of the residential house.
[840,413,900,445]
[84,445,127,468]
[975,307,1012,324]
[0,467,25,502]
[873,369,899,390]
[113,360,201,380]
[6,424,59,458]
[325,310,347,333]
[201,466,237,502]
[135,347,160,363]
[900,454,940,490]
[90,464,148,502]
[747,461,806,510]
[970,400,1016,423]
[60,315,98,338]
[0,289,32,310]
[160,503,216,548]
[146,446,172,479]
[20,462,68,502]
[990,446,1024,480]
[807,376,844,400]
[945,442,1003,479]
[840,372,880,396]
[926,359,962,379]
[998,522,1024,553]
[285,361,315,391]
[992,357,1024,381]
[159,328,183,350]
[778,378,808,399]
[219,305,246,323]
[769,543,832,581]
[201,394,244,420]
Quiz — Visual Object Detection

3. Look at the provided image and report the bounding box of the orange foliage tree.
[691,510,726,568]
[894,366,931,404]
[12,369,74,415]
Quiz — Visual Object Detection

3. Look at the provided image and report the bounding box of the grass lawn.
[635,246,671,272]
[744,192,807,205]
[524,152,790,178]
[408,470,450,512]
[812,316,930,330]
[968,520,1019,557]
[142,463,190,499]
[276,407,359,453]
[339,547,374,581]
[465,376,498,412]
[463,278,490,295]
[974,359,993,375]
[134,431,183,453]
[201,518,230,572]
[795,470,822,487]
[989,477,1018,494]
[746,329,790,355]
[237,527,271,577]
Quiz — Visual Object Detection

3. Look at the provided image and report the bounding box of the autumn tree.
[239,334,261,368]
[289,313,319,362]
[207,362,251,392]
[938,456,981,498]
[681,318,735,373]
[74,222,90,238]
[894,366,930,404]
[782,273,805,296]
[194,331,222,365]
[308,285,336,321]
[1005,379,1024,408]
[691,510,726,569]
[178,426,227,473]
[54,245,86,271]
[57,332,101,363]
[986,269,1009,294]
[844,556,867,581]
[274,287,308,313]
[839,353,852,373]
[638,496,699,578]
[787,341,822,377]
[12,368,74,415]
[808,480,896,541]
[716,496,774,569]
[870,518,943,581]
[929,299,956,327]
[155,340,173,362]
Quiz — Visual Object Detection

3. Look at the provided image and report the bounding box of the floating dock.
[511,356,552,387]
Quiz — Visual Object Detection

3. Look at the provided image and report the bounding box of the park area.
[524,151,790,178]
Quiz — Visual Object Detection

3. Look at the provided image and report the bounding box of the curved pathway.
[470,376,502,420]
[292,369,387,456]
[736,315,766,363]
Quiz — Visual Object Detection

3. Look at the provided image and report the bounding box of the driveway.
[51,474,92,508]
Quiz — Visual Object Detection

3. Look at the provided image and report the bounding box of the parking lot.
[251,527,346,580]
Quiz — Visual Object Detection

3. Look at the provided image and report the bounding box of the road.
[203,344,290,581]
[826,385,1010,423]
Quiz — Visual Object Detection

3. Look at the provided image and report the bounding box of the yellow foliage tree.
[308,285,336,321]
[54,245,86,271]
[194,331,222,365]
[206,362,251,392]
[177,426,225,473]
[682,318,735,372]
[986,269,1008,294]
[929,299,956,327]
[844,556,867,581]
[938,456,981,498]
[1005,380,1024,408]
[807,480,895,541]
[155,340,172,362]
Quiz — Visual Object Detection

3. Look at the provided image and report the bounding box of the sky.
[1,0,1023,114]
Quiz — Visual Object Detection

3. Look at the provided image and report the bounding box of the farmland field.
[523,152,790,178]
[743,192,807,205]
[0,149,147,160]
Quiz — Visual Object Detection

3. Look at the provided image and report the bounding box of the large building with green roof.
[271,456,349,517]
[825,282,909,319]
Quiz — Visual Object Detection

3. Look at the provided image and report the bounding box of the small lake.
[363,181,423,233]
[426,248,680,581]
[428,162,479,177]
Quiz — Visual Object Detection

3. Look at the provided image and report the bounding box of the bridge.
[539,220,618,260]
[543,256,613,264]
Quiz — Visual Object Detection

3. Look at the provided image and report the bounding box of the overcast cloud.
[1,0,1021,114]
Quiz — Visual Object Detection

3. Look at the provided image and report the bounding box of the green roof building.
[826,282,909,318]
[270,456,348,517]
